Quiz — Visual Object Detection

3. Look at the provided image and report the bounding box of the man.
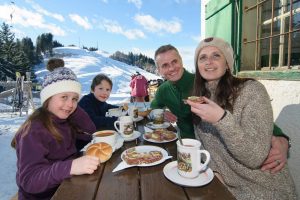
[151,44,290,173]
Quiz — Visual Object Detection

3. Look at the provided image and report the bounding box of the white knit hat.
[195,37,234,72]
[40,66,81,104]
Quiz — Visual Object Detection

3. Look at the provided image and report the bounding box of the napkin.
[112,155,173,172]
[112,161,133,172]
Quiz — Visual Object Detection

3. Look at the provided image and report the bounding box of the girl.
[79,73,120,130]
[187,37,296,199]
[11,58,99,200]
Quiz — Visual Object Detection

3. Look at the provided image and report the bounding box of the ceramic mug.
[128,106,138,119]
[177,139,210,178]
[114,116,134,137]
[92,130,117,147]
[151,109,164,124]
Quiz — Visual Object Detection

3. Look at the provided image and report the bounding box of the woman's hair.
[91,74,113,91]
[11,99,69,148]
[193,68,253,113]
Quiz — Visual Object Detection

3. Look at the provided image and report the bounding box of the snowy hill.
[35,47,161,104]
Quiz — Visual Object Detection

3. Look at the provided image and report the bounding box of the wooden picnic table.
[51,119,236,200]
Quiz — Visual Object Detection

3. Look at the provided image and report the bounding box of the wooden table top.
[51,119,236,200]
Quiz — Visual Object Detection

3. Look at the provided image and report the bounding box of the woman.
[186,37,296,200]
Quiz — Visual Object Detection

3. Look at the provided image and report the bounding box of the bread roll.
[86,142,113,163]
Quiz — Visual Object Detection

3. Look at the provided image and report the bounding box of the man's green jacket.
[151,69,195,138]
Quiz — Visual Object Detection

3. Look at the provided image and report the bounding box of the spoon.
[171,122,183,145]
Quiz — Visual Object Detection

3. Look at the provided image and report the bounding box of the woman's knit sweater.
[194,80,296,200]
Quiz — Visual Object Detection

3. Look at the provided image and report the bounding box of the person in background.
[79,73,120,130]
[11,58,99,200]
[151,44,291,173]
[186,37,296,199]
[130,71,148,102]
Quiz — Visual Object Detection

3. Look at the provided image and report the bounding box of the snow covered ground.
[0,111,26,200]
[0,47,161,199]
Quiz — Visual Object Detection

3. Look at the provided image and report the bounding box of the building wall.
[205,0,232,43]
[259,79,300,196]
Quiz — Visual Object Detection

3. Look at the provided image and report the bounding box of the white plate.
[146,122,170,129]
[132,116,143,122]
[121,145,169,167]
[143,132,177,143]
[121,131,141,142]
[163,161,214,187]
[80,135,124,153]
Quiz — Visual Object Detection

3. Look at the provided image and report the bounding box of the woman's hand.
[70,155,100,175]
[186,97,225,123]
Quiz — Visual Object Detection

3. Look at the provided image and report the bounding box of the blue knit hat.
[40,59,81,104]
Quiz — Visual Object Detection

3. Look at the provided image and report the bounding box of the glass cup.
[151,109,164,124]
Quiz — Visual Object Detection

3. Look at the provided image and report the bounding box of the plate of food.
[143,128,177,143]
[146,122,170,129]
[113,145,172,172]
[122,146,169,166]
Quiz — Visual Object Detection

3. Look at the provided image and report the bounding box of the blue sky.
[0,0,201,71]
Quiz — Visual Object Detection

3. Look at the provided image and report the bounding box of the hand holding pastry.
[70,155,100,175]
[186,97,225,123]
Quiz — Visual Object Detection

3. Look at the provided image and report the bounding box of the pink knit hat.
[194,37,234,72]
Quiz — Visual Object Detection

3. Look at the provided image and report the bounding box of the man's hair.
[154,44,180,62]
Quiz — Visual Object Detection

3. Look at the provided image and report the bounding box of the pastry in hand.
[86,142,113,163]
[187,96,205,104]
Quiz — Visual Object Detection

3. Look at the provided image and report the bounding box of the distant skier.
[130,72,148,102]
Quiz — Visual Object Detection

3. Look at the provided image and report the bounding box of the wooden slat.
[140,161,187,200]
[186,178,236,200]
[138,122,187,200]
[94,136,140,200]
[51,164,104,200]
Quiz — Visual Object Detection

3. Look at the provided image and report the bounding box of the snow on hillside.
[0,47,161,199]
[35,46,161,104]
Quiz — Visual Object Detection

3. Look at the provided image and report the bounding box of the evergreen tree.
[12,42,30,75]
[0,58,16,81]
[36,33,53,56]
[0,23,17,62]
[0,22,39,80]
[109,51,155,73]
[20,37,36,65]
[53,40,63,48]
[88,47,98,51]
